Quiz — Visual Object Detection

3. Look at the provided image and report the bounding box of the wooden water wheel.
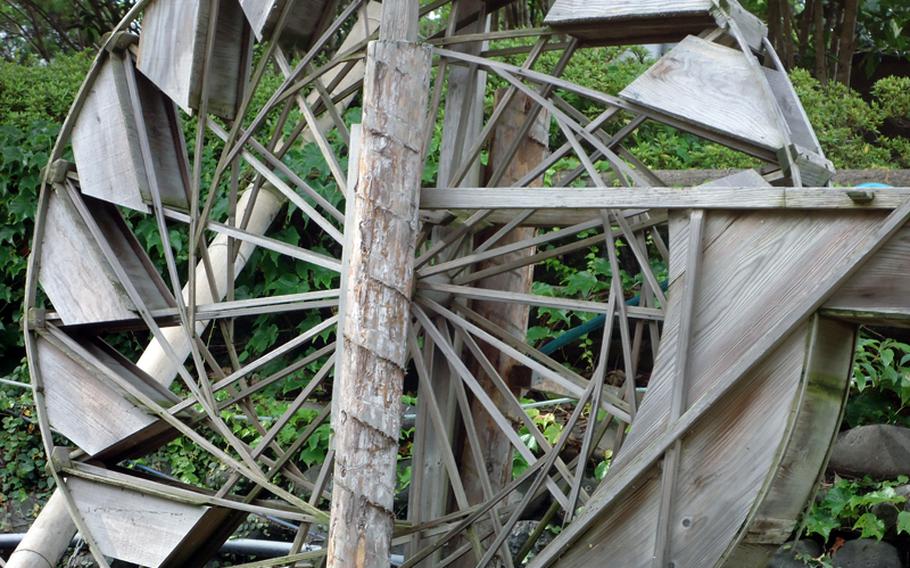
[17,1,910,567]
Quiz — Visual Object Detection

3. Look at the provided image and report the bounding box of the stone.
[508,520,554,558]
[828,425,910,479]
[831,539,901,568]
[768,539,823,568]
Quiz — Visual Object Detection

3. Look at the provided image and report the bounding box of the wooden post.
[459,88,549,529]
[326,2,431,566]
[409,1,486,563]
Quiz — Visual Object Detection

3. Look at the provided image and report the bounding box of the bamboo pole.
[326,2,431,565]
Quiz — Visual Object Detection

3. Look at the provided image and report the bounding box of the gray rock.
[508,521,554,558]
[828,425,910,479]
[768,539,823,568]
[831,539,901,568]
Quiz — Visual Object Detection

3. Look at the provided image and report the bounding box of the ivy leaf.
[527,326,557,344]
[805,511,839,540]
[853,513,886,540]
[897,511,910,536]
[563,270,599,298]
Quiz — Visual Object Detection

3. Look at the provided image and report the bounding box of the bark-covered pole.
[326,2,431,566]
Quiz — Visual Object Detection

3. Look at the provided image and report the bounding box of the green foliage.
[846,335,910,428]
[790,69,910,169]
[873,76,910,122]
[0,121,59,370]
[0,363,51,503]
[805,476,909,541]
[0,51,92,130]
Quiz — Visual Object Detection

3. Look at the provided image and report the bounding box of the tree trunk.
[814,0,828,83]
[780,0,795,68]
[326,2,432,565]
[835,0,859,85]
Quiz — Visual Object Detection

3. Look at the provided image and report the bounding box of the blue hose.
[539,280,668,355]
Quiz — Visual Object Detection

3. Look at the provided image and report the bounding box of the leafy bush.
[805,477,910,541]
[0,121,59,371]
[791,68,910,169]
[0,52,92,130]
[0,364,51,504]
[846,335,910,428]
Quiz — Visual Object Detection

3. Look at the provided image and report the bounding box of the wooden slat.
[38,188,173,326]
[240,0,332,47]
[826,218,910,321]
[723,316,853,564]
[620,36,785,152]
[37,335,177,459]
[71,53,148,212]
[137,0,251,119]
[67,477,209,568]
[544,0,714,45]
[420,186,910,211]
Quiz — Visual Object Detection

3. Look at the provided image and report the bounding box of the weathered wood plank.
[38,188,173,326]
[67,478,209,568]
[71,52,148,212]
[620,36,785,152]
[533,210,865,567]
[420,186,910,210]
[240,0,332,48]
[544,0,714,45]
[36,335,177,458]
[137,0,251,119]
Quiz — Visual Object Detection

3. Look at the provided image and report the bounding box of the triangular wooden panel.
[544,0,714,45]
[239,0,334,49]
[539,209,874,567]
[38,186,173,326]
[37,334,178,459]
[137,0,251,120]
[72,50,190,213]
[67,477,210,568]
[620,35,786,153]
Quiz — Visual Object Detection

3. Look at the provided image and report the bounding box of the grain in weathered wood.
[36,335,176,458]
[240,0,332,48]
[328,37,432,568]
[420,186,910,211]
[620,36,784,152]
[826,216,910,319]
[544,0,714,45]
[38,188,172,326]
[137,0,251,119]
[70,51,189,213]
[67,477,209,568]
[722,316,854,565]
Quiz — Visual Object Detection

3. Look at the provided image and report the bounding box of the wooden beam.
[327,3,432,565]
[420,186,910,211]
